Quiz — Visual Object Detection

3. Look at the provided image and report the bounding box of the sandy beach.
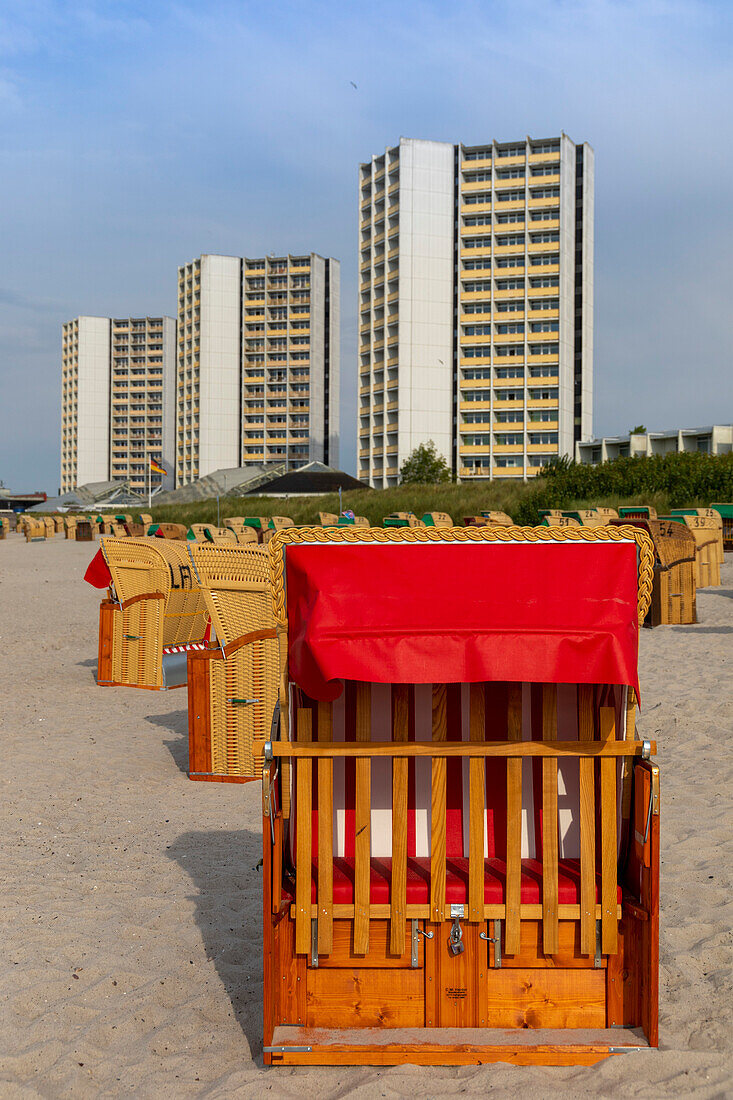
[0,533,731,1099]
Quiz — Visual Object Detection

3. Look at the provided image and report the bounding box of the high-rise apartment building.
[358,136,593,487]
[60,315,176,494]
[176,253,339,486]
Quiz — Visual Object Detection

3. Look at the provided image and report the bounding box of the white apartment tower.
[60,315,176,494]
[176,253,340,486]
[358,136,594,487]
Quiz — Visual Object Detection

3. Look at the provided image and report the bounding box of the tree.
[399,440,451,484]
[629,425,647,435]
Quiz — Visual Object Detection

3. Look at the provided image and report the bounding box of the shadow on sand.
[166,828,265,1063]
[144,710,189,775]
[671,625,733,634]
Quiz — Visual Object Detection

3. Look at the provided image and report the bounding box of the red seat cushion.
[283,857,622,905]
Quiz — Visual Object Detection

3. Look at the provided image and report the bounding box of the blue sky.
[1,0,732,490]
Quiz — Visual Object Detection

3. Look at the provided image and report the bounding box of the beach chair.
[421,512,454,527]
[43,516,56,538]
[124,523,146,537]
[663,516,721,588]
[138,513,153,528]
[262,517,296,546]
[224,518,260,545]
[481,511,514,527]
[383,512,423,528]
[710,504,733,551]
[53,515,65,534]
[151,522,188,541]
[561,510,608,528]
[0,519,6,540]
[89,537,210,689]
[669,510,724,569]
[318,512,340,527]
[542,515,580,527]
[75,520,94,542]
[232,523,659,1065]
[25,518,46,541]
[110,522,128,537]
[64,516,78,539]
[618,506,656,521]
[609,518,696,626]
[186,543,280,782]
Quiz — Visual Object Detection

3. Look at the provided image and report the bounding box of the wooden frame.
[239,525,661,1065]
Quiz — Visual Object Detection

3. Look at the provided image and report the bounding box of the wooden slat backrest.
[468,684,485,922]
[430,684,447,924]
[578,685,596,956]
[295,707,313,955]
[390,685,409,954]
[504,685,522,955]
[317,700,334,954]
[354,683,372,954]
[542,684,559,955]
[600,706,618,955]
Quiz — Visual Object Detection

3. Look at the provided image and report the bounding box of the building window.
[495,212,525,224]
[463,192,492,205]
[530,253,559,267]
[462,345,492,358]
[496,168,525,179]
[495,256,525,269]
[463,214,492,226]
[462,302,491,314]
[496,323,524,334]
[463,324,492,336]
[530,164,560,176]
[530,321,559,332]
[495,456,524,467]
[495,366,524,379]
[494,344,524,357]
[529,432,558,445]
[464,236,492,249]
[496,234,525,247]
[463,280,492,293]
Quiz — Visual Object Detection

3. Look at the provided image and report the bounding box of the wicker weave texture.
[190,543,280,778]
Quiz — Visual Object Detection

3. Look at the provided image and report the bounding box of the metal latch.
[479,919,502,967]
[448,904,465,956]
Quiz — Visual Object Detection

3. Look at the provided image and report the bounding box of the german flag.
[150,456,166,476]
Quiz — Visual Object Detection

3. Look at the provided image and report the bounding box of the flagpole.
[148,453,152,511]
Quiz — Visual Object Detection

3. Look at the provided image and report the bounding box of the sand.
[0,533,731,1098]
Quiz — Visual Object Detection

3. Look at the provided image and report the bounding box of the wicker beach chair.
[25,518,46,541]
[543,515,580,527]
[318,512,340,527]
[43,516,56,538]
[262,517,296,546]
[383,512,423,528]
[52,515,65,534]
[224,519,260,545]
[610,518,696,625]
[670,510,725,568]
[75,520,94,542]
[710,503,733,551]
[221,524,659,1065]
[64,516,78,539]
[138,513,153,528]
[151,522,188,541]
[421,512,454,527]
[187,543,280,782]
[90,537,209,689]
[0,519,6,540]
[664,515,722,588]
[618,506,656,521]
[481,510,514,526]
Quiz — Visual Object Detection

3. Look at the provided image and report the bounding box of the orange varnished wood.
[354,683,371,954]
[275,912,306,1027]
[505,685,522,955]
[578,685,596,956]
[599,707,618,956]
[485,969,606,1029]
[317,700,334,955]
[309,919,421,969]
[500,920,607,968]
[542,684,559,955]
[271,1049,622,1067]
[97,600,115,685]
[468,684,486,922]
[390,685,409,954]
[431,685,447,923]
[425,921,485,1028]
[187,648,212,779]
[295,708,313,955]
[305,967,424,1029]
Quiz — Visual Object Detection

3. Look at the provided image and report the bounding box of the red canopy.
[84,548,112,589]
[285,542,640,701]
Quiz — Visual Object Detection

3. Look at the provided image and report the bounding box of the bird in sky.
[350,81,358,89]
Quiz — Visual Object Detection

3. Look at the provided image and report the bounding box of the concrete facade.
[358,135,594,487]
[576,425,733,464]
[176,253,340,486]
[60,315,176,494]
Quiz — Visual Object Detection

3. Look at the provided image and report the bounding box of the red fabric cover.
[285,543,640,701]
[84,548,112,589]
[283,857,622,905]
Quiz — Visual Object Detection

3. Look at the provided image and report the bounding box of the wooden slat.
[295,707,312,955]
[317,700,333,955]
[431,684,447,923]
[298,902,622,920]
[505,684,523,955]
[390,685,409,954]
[620,688,636,823]
[468,684,486,922]
[600,706,618,955]
[354,682,372,954]
[269,740,653,759]
[542,684,559,956]
[578,685,596,957]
